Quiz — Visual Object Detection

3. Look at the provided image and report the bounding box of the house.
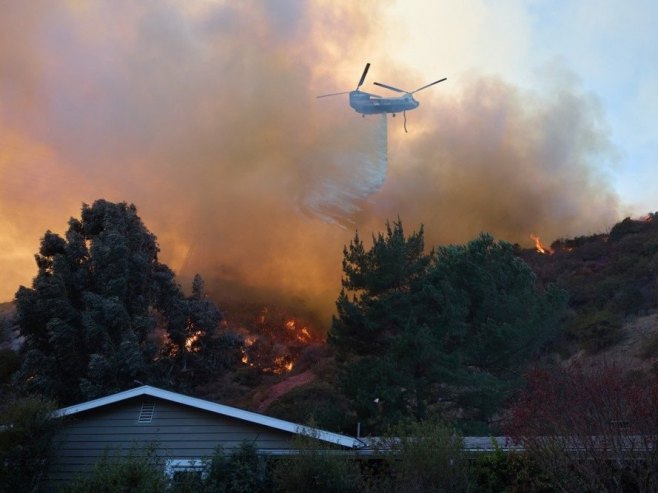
[49,385,365,486]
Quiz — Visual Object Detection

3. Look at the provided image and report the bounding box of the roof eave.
[52,385,364,449]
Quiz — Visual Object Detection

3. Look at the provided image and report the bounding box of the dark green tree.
[13,200,230,404]
[329,222,567,432]
[158,273,243,387]
[329,220,431,356]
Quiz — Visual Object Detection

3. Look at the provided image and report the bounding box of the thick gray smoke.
[0,2,621,324]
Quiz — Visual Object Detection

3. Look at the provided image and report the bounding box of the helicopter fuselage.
[349,91,419,115]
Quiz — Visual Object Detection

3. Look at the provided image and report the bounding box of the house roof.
[52,385,365,449]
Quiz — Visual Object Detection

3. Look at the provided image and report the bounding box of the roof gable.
[53,385,364,449]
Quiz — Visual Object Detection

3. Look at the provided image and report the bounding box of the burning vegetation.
[519,213,658,353]
[221,303,323,376]
[530,234,553,255]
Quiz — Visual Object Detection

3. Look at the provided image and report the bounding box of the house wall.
[49,396,295,486]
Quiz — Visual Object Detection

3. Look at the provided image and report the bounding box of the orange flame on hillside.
[272,355,294,374]
[285,319,312,343]
[230,307,318,375]
[530,234,553,255]
[240,335,256,366]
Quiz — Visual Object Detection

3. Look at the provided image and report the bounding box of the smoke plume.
[0,2,620,324]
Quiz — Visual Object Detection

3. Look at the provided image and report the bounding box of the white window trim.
[164,459,207,480]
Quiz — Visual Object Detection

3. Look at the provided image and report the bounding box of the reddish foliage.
[505,363,658,492]
[508,363,658,438]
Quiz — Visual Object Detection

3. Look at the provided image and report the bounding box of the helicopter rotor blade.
[316,90,351,98]
[356,63,371,90]
[411,78,447,94]
[373,81,407,93]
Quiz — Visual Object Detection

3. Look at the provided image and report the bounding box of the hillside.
[251,214,658,421]
[3,213,658,431]
[518,213,658,354]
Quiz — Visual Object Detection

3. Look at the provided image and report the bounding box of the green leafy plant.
[60,444,167,493]
[273,429,362,493]
[0,396,60,493]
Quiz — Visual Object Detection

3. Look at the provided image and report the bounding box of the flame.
[184,330,203,352]
[285,318,312,343]
[530,234,552,255]
[240,335,256,366]
[271,355,294,374]
[231,308,315,373]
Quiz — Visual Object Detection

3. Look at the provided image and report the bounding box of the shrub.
[273,431,362,493]
[0,395,59,493]
[376,418,468,493]
[471,441,554,492]
[206,442,271,493]
[507,363,658,492]
[60,444,168,493]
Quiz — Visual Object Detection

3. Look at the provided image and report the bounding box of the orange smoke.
[0,2,621,329]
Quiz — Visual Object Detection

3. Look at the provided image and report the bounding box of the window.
[164,459,207,483]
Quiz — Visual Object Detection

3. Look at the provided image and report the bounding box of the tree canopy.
[13,199,237,405]
[329,220,567,433]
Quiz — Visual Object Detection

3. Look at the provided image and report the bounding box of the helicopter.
[317,63,446,131]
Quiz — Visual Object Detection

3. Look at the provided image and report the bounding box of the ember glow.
[240,336,256,366]
[184,331,203,353]
[272,356,294,375]
[285,319,313,344]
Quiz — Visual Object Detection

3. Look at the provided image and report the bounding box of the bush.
[206,443,271,493]
[471,441,554,492]
[567,309,623,352]
[507,363,658,492]
[61,444,168,493]
[0,395,59,493]
[273,431,362,493]
[375,418,469,493]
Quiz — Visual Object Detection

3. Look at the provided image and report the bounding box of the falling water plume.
[300,113,388,227]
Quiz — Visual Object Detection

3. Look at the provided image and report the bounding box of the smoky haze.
[0,2,620,325]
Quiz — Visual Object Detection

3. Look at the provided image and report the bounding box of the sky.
[0,0,656,321]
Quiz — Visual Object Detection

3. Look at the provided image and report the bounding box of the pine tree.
[329,223,567,432]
